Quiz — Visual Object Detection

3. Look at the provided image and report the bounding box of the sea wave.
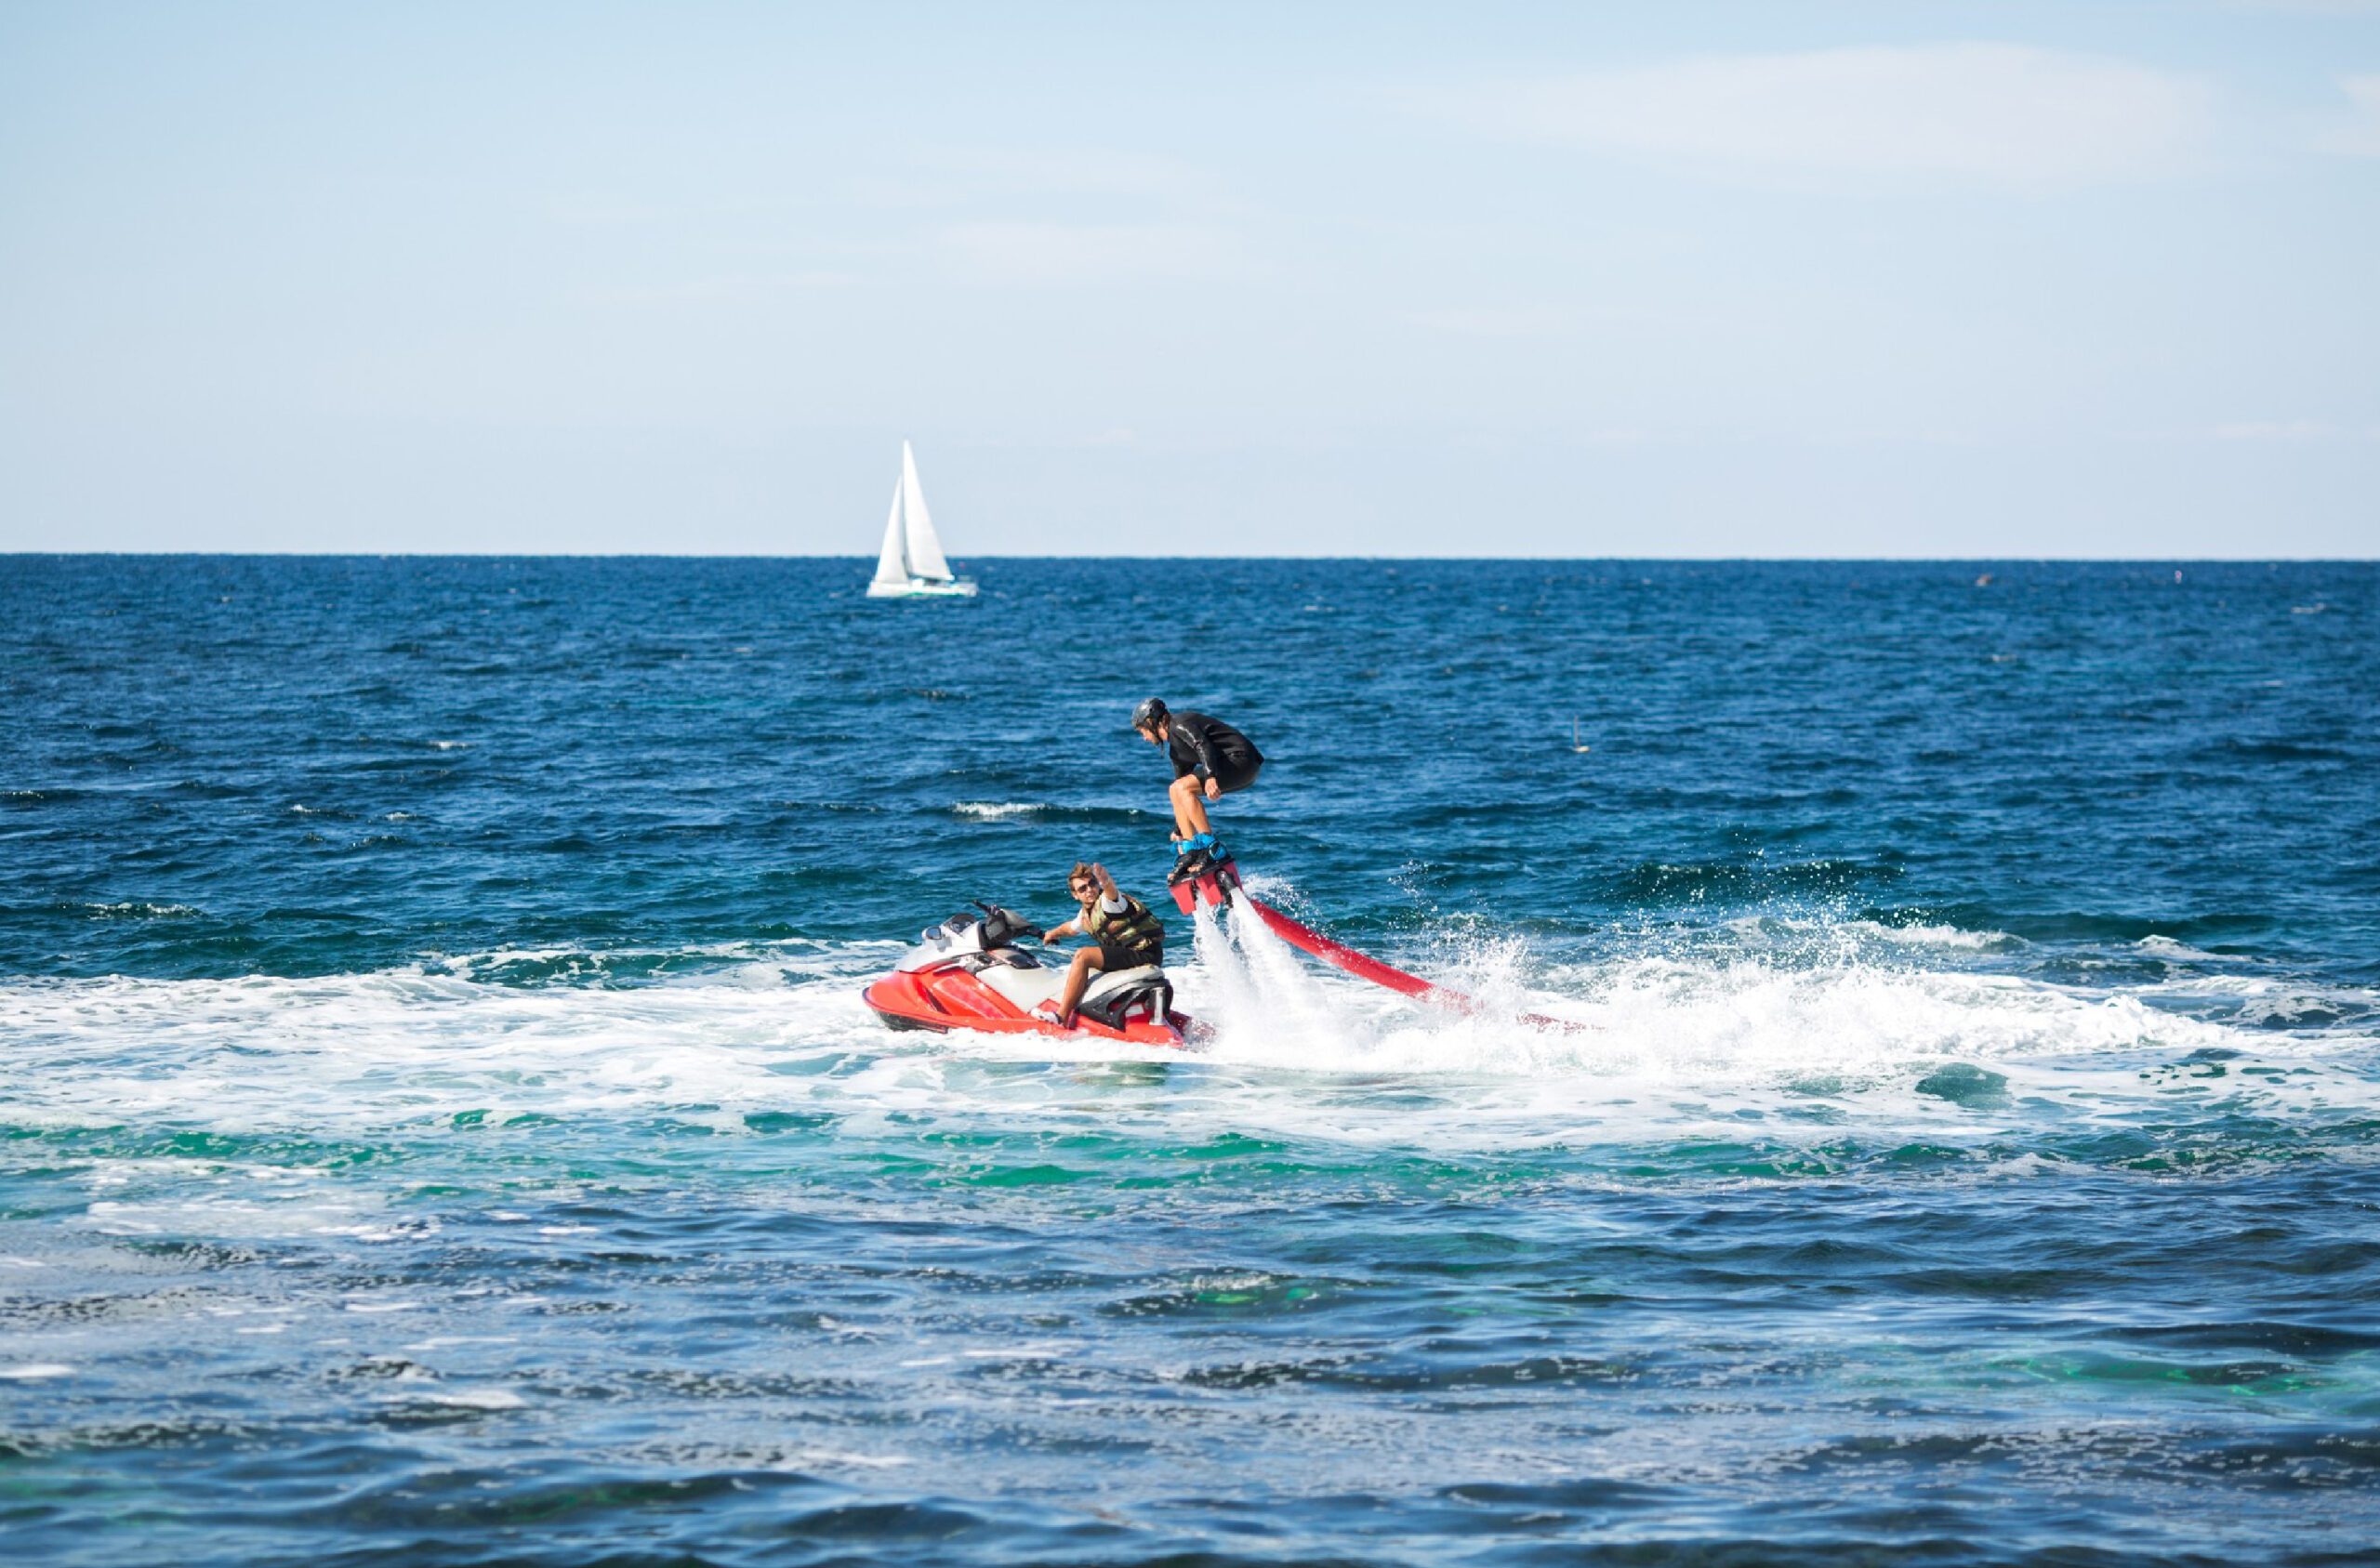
[70,901,204,921]
[950,800,1151,825]
[953,801,1040,822]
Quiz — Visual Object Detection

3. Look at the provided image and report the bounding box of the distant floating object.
[1974,573,1993,587]
[866,441,978,600]
[1572,717,1591,754]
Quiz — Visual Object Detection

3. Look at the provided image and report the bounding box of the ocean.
[3,555,2375,1567]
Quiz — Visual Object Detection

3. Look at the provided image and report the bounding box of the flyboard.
[1171,855,1591,1035]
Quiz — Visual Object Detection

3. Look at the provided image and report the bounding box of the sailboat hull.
[866,577,979,599]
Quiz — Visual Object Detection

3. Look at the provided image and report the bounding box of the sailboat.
[866,441,977,599]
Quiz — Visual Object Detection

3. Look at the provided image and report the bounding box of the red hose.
[1236,891,1592,1035]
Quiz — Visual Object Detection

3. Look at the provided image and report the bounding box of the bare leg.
[1058,947,1105,1027]
[1169,774,1211,840]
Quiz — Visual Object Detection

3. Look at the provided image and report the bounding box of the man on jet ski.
[1130,697,1263,882]
[1034,861,1166,1031]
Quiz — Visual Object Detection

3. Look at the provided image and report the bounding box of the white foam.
[0,920,2371,1161]
[390,1387,524,1410]
[438,1389,525,1409]
[774,1448,910,1470]
[1863,921,2014,952]
[2135,934,2230,962]
[952,801,1040,822]
[1724,914,2016,955]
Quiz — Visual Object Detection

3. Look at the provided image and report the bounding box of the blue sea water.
[2,555,2376,1567]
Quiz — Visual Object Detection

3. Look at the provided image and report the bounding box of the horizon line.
[3,551,2373,565]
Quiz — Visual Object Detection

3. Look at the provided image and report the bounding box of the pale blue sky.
[2,1,2374,556]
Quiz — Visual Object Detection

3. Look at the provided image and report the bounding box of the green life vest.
[1082,895,1163,960]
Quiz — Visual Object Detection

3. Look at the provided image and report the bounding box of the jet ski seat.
[972,961,1170,1021]
[1074,965,1171,1028]
[973,963,1067,1013]
[1083,965,1164,1004]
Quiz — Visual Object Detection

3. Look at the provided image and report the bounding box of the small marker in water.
[1572,718,1591,754]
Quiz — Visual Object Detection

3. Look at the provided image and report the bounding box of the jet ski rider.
[1035,861,1166,1031]
[1131,697,1263,882]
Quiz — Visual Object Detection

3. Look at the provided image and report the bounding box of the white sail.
[871,480,908,586]
[863,440,975,598]
[898,440,954,582]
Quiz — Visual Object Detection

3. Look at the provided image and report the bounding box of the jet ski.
[861,901,1194,1048]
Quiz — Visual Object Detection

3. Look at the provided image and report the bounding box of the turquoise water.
[3,557,2376,1565]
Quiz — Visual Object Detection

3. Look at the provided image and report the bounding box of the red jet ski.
[861,901,1194,1048]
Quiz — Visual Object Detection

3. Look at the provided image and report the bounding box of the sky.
[1,1,2375,557]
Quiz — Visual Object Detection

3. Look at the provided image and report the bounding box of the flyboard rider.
[1027,702,1259,1031]
[1130,697,1263,884]
[1034,862,1165,1031]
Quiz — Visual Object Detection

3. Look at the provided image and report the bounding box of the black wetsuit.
[1167,711,1263,795]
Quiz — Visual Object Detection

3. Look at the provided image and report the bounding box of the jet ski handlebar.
[969,901,1044,948]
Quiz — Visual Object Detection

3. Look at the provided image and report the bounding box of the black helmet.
[1130,697,1168,732]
